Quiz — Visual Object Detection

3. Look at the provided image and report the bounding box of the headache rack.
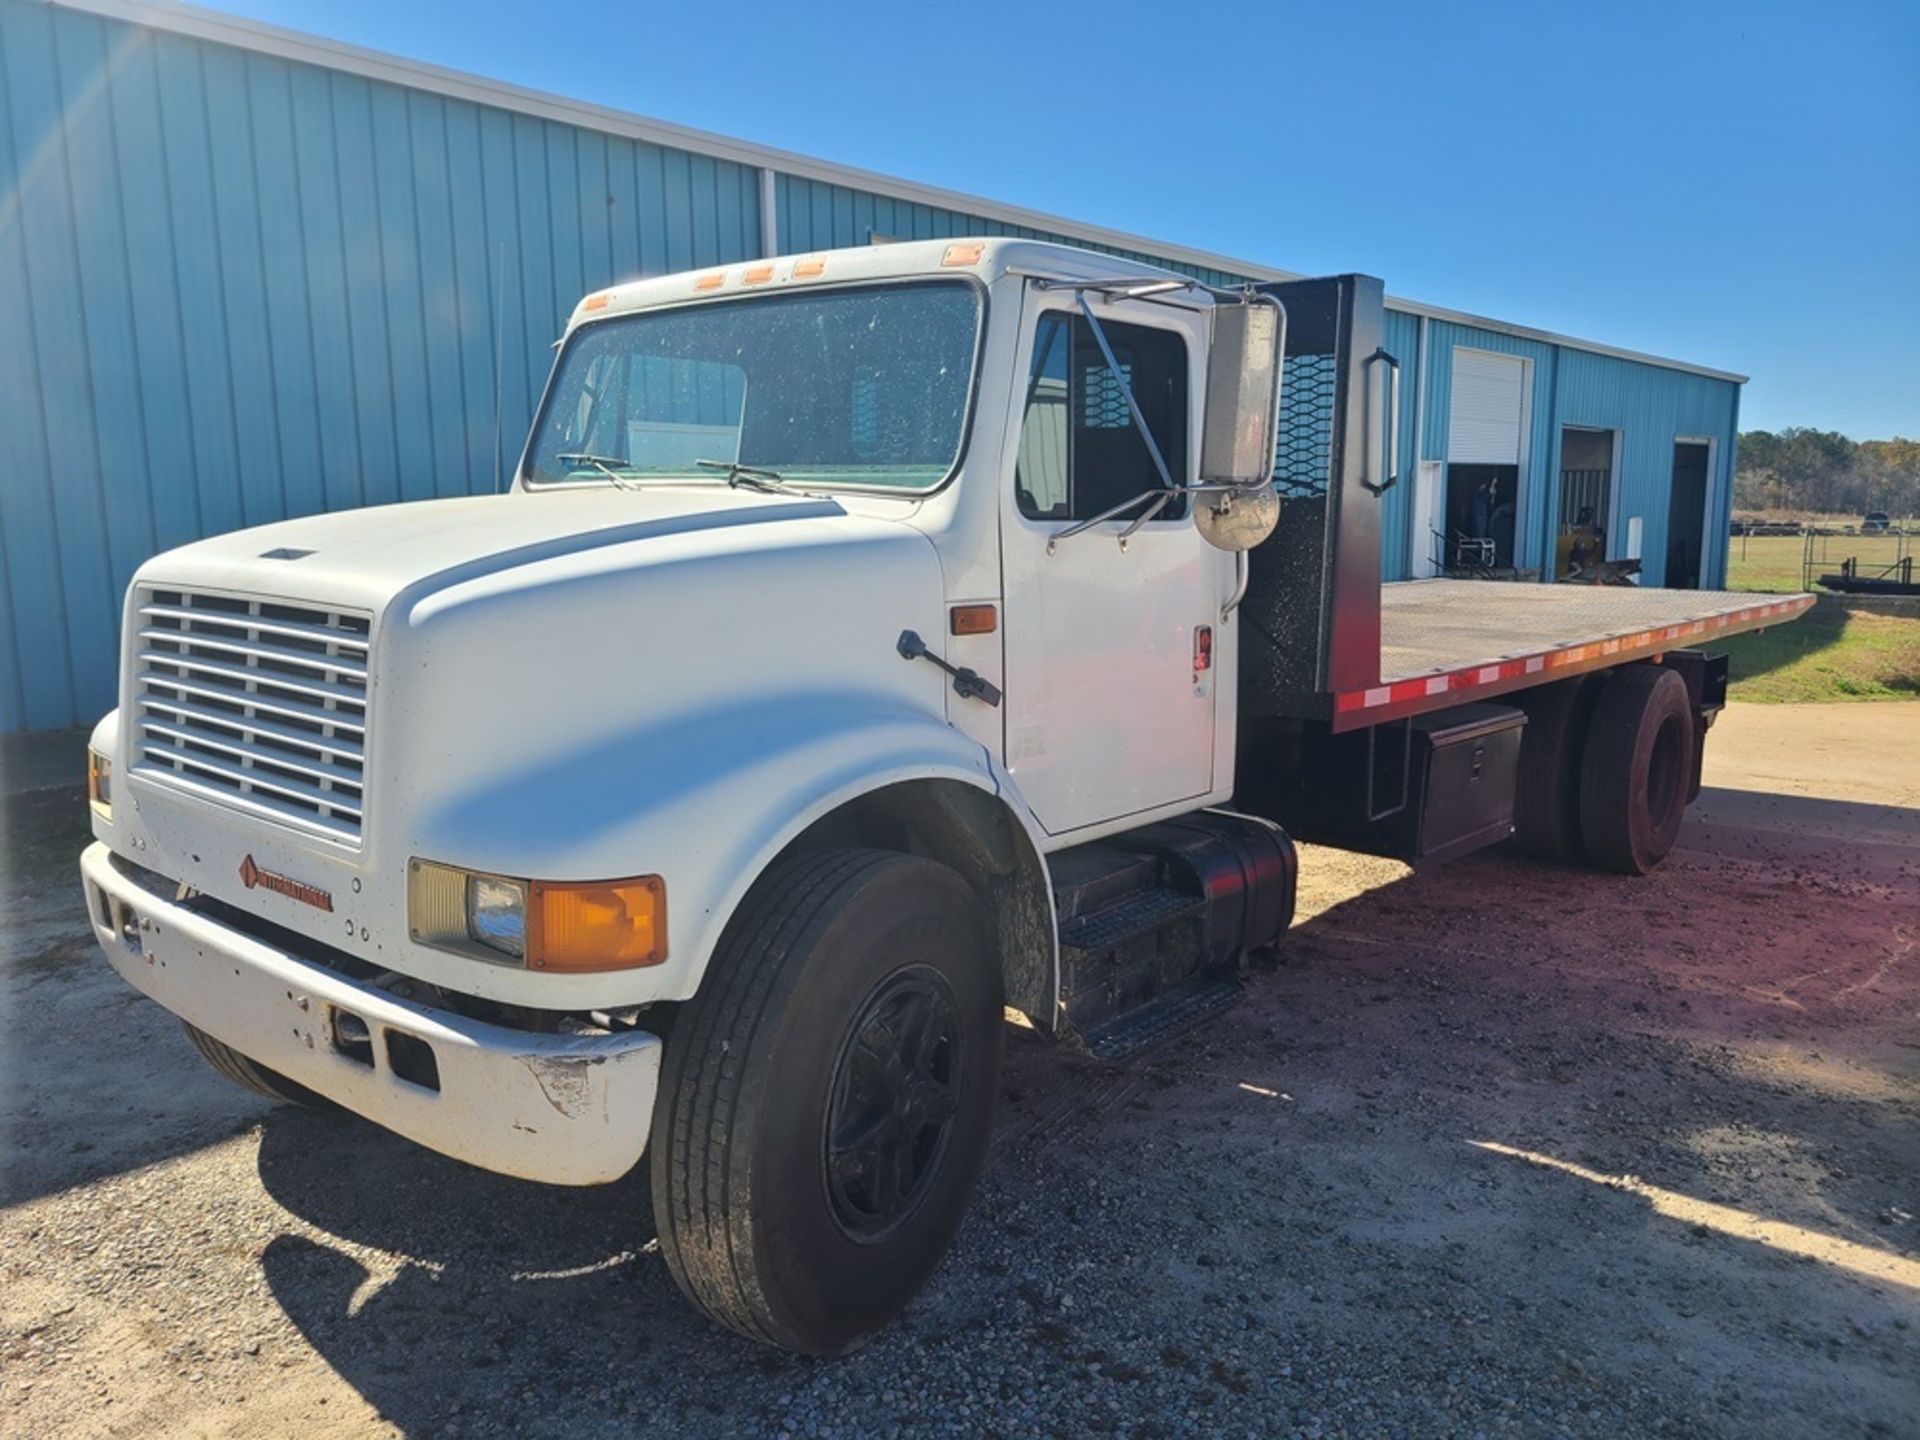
[1235,274,1813,733]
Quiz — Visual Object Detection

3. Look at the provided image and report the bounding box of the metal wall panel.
[1548,348,1741,589]
[1414,320,1740,586]
[1418,322,1559,575]
[0,0,1741,731]
[0,0,762,729]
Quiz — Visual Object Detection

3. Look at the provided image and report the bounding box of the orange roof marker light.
[579,291,612,312]
[942,242,986,267]
[742,264,775,285]
[694,271,726,292]
[792,256,827,278]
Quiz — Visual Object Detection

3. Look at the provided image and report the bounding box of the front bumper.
[81,842,660,1185]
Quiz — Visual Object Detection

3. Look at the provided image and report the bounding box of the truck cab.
[80,238,1806,1355]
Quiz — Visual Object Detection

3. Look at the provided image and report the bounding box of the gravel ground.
[2,703,1916,1438]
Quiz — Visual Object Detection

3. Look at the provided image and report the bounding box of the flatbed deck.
[1328,581,1815,728]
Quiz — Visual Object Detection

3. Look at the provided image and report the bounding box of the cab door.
[998,291,1220,837]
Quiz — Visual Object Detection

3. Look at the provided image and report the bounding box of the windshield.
[524,281,981,491]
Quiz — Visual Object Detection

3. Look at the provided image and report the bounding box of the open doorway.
[1667,440,1711,589]
[1557,426,1616,579]
[1444,464,1518,569]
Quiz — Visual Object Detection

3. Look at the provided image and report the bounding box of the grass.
[1718,533,1920,700]
[1718,597,1920,703]
[1726,532,1913,594]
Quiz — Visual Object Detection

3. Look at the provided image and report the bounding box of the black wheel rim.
[824,966,962,1243]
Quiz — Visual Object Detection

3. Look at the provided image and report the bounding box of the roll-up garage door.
[1448,349,1526,464]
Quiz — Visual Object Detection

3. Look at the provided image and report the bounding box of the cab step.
[1058,886,1206,953]
[1082,976,1243,1062]
[1048,812,1297,1057]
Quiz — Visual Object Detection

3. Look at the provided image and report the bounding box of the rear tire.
[1577,666,1695,875]
[1511,673,1604,862]
[183,1022,325,1107]
[650,848,1002,1355]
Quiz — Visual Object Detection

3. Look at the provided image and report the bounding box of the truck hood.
[133,486,886,613]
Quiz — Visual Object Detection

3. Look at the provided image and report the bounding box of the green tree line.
[1735,429,1920,517]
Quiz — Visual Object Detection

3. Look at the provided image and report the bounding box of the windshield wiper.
[555,452,641,491]
[695,458,804,495]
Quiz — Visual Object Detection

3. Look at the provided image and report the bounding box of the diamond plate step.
[1058,886,1206,954]
[1083,977,1243,1062]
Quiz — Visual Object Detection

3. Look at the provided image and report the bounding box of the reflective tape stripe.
[1332,592,1816,723]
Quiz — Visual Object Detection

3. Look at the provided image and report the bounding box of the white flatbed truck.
[79,239,1812,1353]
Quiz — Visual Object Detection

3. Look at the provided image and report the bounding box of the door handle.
[897,630,1002,707]
[1361,347,1401,496]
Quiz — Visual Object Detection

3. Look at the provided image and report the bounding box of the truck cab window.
[1015,312,1188,521]
[527,282,980,490]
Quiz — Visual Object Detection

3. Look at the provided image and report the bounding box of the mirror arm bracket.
[1075,292,1180,497]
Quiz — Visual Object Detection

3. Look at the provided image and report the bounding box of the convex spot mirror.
[1194,484,1281,552]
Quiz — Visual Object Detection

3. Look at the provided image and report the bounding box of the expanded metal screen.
[1272,352,1338,499]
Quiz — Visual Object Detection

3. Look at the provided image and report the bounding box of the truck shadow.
[1,784,282,1210]
[251,1104,855,1435]
[249,781,1920,1435]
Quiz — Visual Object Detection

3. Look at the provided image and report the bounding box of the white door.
[1000,296,1218,836]
[1411,460,1444,577]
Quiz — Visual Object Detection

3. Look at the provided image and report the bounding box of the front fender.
[413,688,1010,1006]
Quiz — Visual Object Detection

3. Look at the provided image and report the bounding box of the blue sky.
[218,0,1917,439]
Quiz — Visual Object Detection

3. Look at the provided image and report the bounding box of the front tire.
[182,1023,325,1107]
[650,848,1002,1355]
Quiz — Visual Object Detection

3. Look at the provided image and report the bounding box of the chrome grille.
[133,587,371,843]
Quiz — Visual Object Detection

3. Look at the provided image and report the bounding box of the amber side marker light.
[530,877,667,972]
[694,272,725,291]
[950,603,997,636]
[579,291,612,312]
[742,264,775,285]
[941,242,986,267]
[792,256,826,277]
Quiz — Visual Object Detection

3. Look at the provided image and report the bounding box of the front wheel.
[182,1022,325,1107]
[650,848,1002,1354]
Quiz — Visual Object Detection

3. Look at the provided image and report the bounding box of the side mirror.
[1196,296,1285,552]
[1198,297,1284,489]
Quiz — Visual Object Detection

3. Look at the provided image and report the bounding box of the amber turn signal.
[530,876,666,972]
[949,603,997,636]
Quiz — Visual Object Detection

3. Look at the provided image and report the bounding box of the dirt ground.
[2,703,1915,1438]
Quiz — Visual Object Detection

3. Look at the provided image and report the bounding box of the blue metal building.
[0,0,1745,734]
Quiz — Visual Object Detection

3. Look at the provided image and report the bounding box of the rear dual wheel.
[650,848,1002,1355]
[1513,665,1696,874]
[1512,674,1605,862]
[1578,665,1695,875]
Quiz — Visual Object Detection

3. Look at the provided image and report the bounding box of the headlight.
[465,874,528,960]
[410,859,665,972]
[87,748,112,818]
